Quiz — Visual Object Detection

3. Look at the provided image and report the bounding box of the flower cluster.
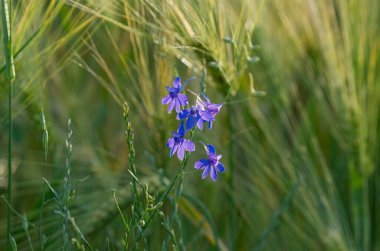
[162,76,225,181]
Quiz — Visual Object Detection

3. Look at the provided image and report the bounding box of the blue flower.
[197,94,223,129]
[177,105,204,130]
[167,122,195,160]
[194,144,225,181]
[162,77,191,113]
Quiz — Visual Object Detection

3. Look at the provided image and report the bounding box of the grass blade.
[1,0,15,250]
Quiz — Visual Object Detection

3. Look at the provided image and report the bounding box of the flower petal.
[210,167,218,181]
[178,109,190,120]
[177,94,188,106]
[216,163,225,173]
[197,119,204,130]
[170,143,178,157]
[178,121,185,135]
[177,144,185,160]
[167,138,175,148]
[207,144,216,154]
[183,140,195,152]
[199,110,213,121]
[162,95,171,105]
[194,159,209,170]
[202,165,211,179]
[173,77,181,88]
[208,103,223,115]
[168,100,175,113]
[208,121,213,129]
[186,115,197,130]
[175,99,181,113]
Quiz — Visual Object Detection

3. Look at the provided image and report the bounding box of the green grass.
[1,0,15,249]
[0,0,379,250]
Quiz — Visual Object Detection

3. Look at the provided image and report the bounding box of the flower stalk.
[1,0,15,250]
[132,76,226,248]
[131,147,193,249]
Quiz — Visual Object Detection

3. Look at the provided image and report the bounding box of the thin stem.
[1,0,15,250]
[171,129,195,250]
[176,129,195,200]
[0,28,40,74]
[39,108,48,251]
[131,150,193,249]
[39,183,46,251]
[24,218,35,251]
[124,103,138,199]
[7,77,13,251]
[227,98,237,251]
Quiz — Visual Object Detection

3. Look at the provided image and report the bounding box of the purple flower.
[177,105,204,130]
[197,94,223,129]
[162,77,191,113]
[167,122,195,160]
[194,144,225,181]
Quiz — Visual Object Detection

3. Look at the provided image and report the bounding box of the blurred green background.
[1,0,379,250]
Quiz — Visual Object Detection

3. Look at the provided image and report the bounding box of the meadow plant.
[117,102,164,250]
[1,0,379,250]
[1,0,15,249]
[43,119,93,251]
[163,76,225,181]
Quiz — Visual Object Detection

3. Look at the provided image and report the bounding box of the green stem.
[175,130,194,201]
[131,151,192,249]
[227,99,237,251]
[171,130,194,250]
[39,108,48,251]
[1,0,15,250]
[0,28,40,74]
[7,77,13,251]
[39,183,46,251]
